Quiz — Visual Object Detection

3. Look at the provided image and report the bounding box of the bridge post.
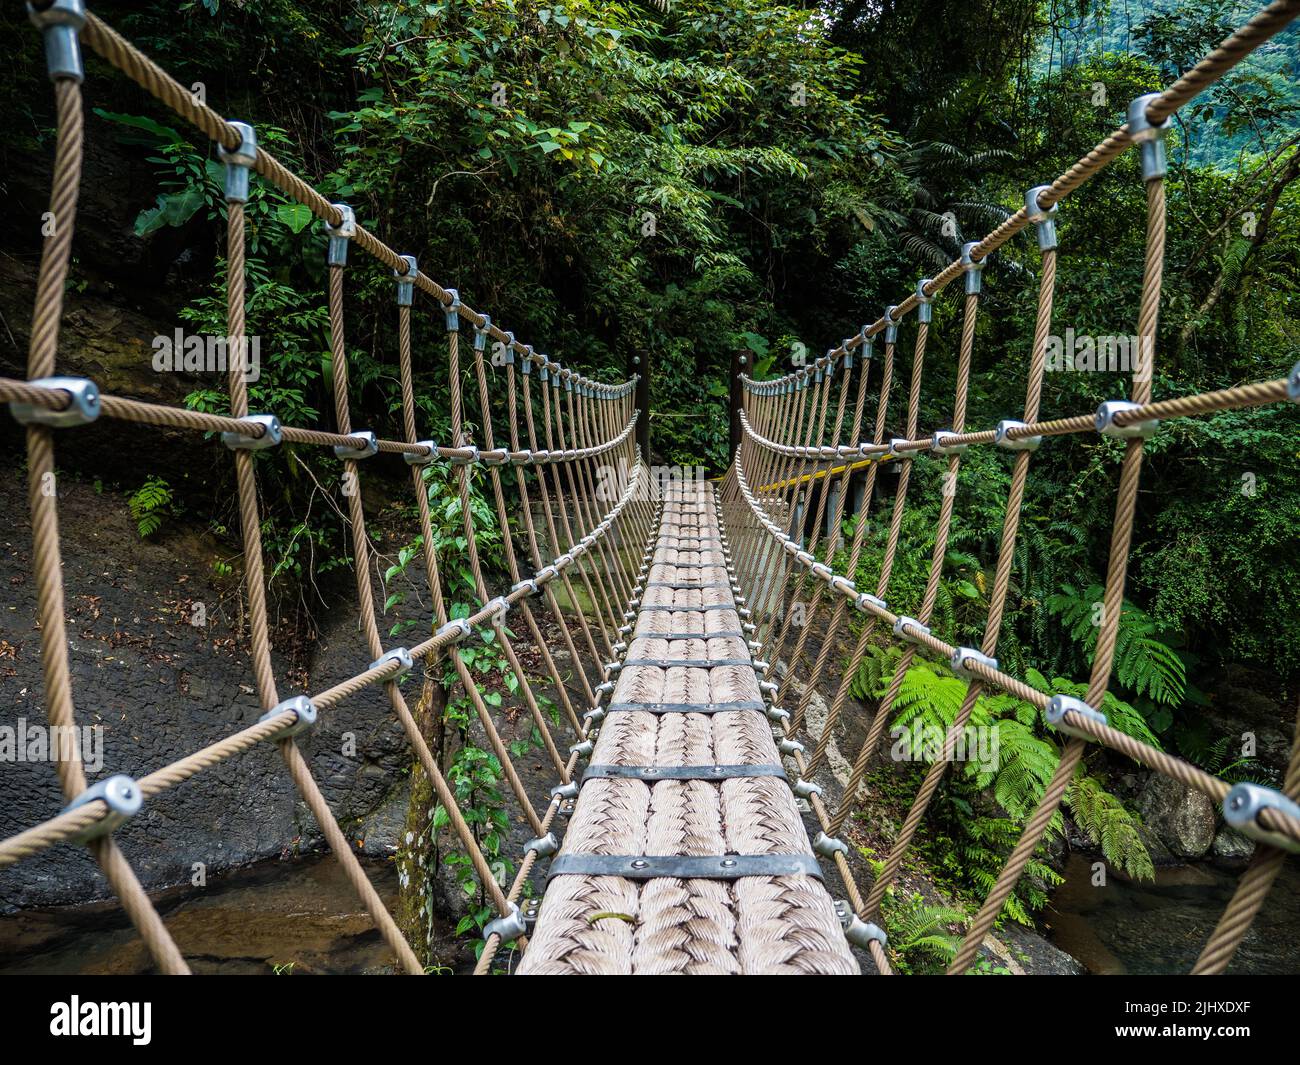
[729,348,746,456]
[631,348,651,461]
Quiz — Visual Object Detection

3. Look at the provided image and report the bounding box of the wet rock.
[1209,825,1256,870]
[1135,774,1216,859]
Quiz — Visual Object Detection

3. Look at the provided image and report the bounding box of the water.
[1046,852,1300,974]
[0,855,459,975]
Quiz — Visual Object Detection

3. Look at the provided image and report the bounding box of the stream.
[0,855,462,975]
[1046,851,1300,974]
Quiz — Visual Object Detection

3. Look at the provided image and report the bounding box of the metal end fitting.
[525,831,559,858]
[995,419,1041,451]
[836,901,888,951]
[443,288,461,332]
[857,592,887,614]
[449,445,479,466]
[778,738,804,756]
[394,255,418,306]
[594,680,616,701]
[10,376,100,428]
[218,121,257,203]
[222,414,281,451]
[950,646,998,680]
[436,617,473,644]
[1044,693,1106,740]
[473,314,492,353]
[813,831,849,859]
[931,430,968,456]
[1025,185,1058,251]
[961,242,985,295]
[883,306,900,345]
[370,647,414,679]
[584,706,606,726]
[334,429,378,460]
[766,705,791,723]
[28,0,86,82]
[1096,400,1158,439]
[570,740,595,759]
[889,437,914,461]
[859,333,875,361]
[482,901,528,944]
[550,781,580,802]
[404,440,438,466]
[63,774,141,843]
[915,279,935,324]
[792,778,822,800]
[1127,93,1171,182]
[893,615,930,644]
[1222,783,1300,854]
[510,577,539,599]
[325,203,356,266]
[259,694,317,740]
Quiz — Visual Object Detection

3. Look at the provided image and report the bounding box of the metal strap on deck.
[643,581,733,590]
[547,853,823,880]
[638,603,737,612]
[606,699,766,714]
[629,630,745,640]
[581,763,786,783]
[649,562,730,570]
[622,658,752,668]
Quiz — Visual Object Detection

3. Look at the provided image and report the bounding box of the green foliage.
[128,476,174,538]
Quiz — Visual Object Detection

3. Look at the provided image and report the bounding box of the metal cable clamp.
[473,313,493,353]
[1127,93,1171,181]
[1222,782,1300,854]
[950,646,998,680]
[777,738,804,756]
[482,901,527,943]
[448,445,479,465]
[369,647,414,679]
[570,739,594,759]
[1025,185,1058,251]
[1096,399,1158,439]
[484,596,511,624]
[836,900,888,951]
[442,288,461,332]
[404,440,438,466]
[334,430,378,460]
[961,242,984,295]
[931,429,968,455]
[63,774,141,843]
[883,306,900,345]
[1044,693,1106,740]
[394,255,418,306]
[29,0,86,81]
[259,694,317,740]
[995,419,1041,451]
[525,831,559,858]
[1288,360,1300,402]
[893,615,930,644]
[550,781,579,802]
[915,279,935,323]
[10,376,100,428]
[436,617,473,644]
[217,121,257,203]
[325,203,356,266]
[792,778,822,800]
[813,831,849,859]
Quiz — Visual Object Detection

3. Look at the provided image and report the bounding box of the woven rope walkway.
[518,484,858,974]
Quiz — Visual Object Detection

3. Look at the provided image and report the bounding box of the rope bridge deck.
[2,1,1299,977]
[518,486,858,974]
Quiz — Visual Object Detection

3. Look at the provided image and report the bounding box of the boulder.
[1135,773,1216,859]
[1209,825,1256,870]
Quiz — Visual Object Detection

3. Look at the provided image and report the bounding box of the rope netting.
[4,2,653,976]
[720,0,1300,975]
[4,0,1299,977]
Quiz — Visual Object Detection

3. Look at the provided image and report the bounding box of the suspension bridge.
[3,0,1299,976]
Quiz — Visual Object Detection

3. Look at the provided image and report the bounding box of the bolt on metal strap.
[10,376,100,428]
[259,695,317,740]
[63,774,141,843]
